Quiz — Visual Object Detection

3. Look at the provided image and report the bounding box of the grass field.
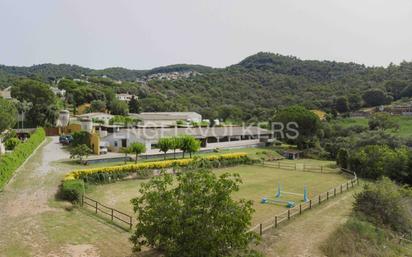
[334,115,412,138]
[333,117,369,128]
[86,160,350,227]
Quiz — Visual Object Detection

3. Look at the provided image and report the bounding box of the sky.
[1,0,412,69]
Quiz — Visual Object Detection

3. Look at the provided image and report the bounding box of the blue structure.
[275,184,309,202]
[261,197,295,208]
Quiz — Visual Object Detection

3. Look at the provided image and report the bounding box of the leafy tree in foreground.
[128,142,146,164]
[0,98,17,132]
[70,144,91,164]
[130,168,260,256]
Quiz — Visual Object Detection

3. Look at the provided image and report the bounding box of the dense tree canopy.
[273,105,321,149]
[11,79,57,127]
[362,89,391,107]
[89,100,106,113]
[110,100,129,116]
[0,98,17,132]
[128,96,141,113]
[2,53,412,123]
[335,96,350,113]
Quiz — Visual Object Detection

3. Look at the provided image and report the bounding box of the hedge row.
[0,128,46,190]
[64,152,252,182]
[61,152,256,202]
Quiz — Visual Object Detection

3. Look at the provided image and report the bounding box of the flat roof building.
[101,126,272,153]
[130,112,202,127]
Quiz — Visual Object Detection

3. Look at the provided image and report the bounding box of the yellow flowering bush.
[64,152,249,182]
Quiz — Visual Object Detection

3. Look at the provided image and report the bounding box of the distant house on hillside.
[0,137,5,155]
[77,112,114,125]
[0,87,12,99]
[385,105,412,116]
[115,93,137,102]
[130,112,202,127]
[50,86,66,97]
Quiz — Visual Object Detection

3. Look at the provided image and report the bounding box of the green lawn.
[333,116,412,138]
[333,117,369,128]
[87,161,349,227]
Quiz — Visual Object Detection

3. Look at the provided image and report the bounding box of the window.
[114,141,118,147]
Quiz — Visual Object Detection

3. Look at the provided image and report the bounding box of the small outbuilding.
[283,150,303,160]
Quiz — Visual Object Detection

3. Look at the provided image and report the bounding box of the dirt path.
[0,137,134,257]
[257,190,357,257]
[0,137,357,257]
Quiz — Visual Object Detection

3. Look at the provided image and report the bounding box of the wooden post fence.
[249,169,358,235]
[81,195,133,230]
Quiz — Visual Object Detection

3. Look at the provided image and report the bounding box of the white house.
[0,138,5,155]
[50,86,66,97]
[115,93,137,102]
[0,87,12,99]
[77,112,114,125]
[130,112,202,127]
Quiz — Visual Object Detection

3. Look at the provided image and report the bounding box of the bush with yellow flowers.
[63,152,251,183]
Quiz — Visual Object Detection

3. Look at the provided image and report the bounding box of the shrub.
[0,128,46,190]
[71,131,91,147]
[5,138,21,150]
[348,145,410,182]
[60,179,85,202]
[354,177,412,233]
[336,148,349,169]
[321,217,401,257]
[69,144,91,164]
[64,152,252,183]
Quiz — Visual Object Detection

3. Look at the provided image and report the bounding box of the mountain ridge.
[1,52,403,82]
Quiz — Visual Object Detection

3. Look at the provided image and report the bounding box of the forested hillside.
[1,52,412,121]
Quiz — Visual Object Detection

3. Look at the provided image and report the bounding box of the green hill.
[1,52,412,121]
